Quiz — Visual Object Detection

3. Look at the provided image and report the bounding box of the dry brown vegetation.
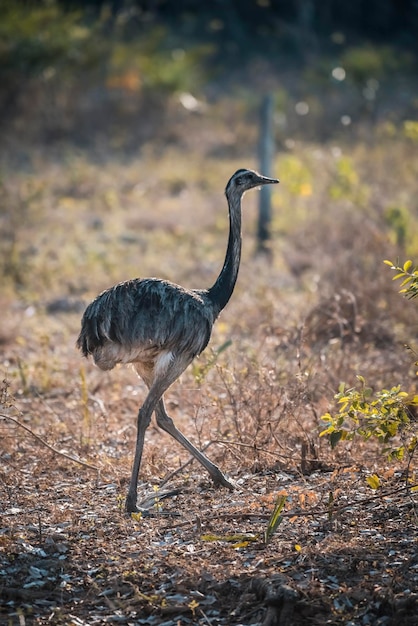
[1,102,417,625]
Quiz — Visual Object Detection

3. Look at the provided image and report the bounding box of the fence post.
[257,93,275,256]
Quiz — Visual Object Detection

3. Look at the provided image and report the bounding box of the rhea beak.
[259,175,279,185]
[253,175,279,191]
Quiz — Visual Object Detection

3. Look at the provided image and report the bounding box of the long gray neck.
[207,188,242,317]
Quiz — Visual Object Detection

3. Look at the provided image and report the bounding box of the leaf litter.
[1,424,417,625]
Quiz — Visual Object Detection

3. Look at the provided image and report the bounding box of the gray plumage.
[77,168,279,512]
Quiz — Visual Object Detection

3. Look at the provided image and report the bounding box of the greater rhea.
[77,169,279,512]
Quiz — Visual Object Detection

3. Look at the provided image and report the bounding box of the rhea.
[77,169,279,512]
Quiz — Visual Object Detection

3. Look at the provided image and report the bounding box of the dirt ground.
[1,371,417,625]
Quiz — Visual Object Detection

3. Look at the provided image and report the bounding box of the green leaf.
[403,260,413,272]
[383,259,394,267]
[337,395,350,404]
[366,474,381,489]
[319,425,335,437]
[400,276,413,287]
[232,540,252,550]
[216,339,232,355]
[319,426,332,437]
[330,430,343,448]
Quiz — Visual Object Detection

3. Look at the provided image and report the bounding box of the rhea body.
[77,169,279,512]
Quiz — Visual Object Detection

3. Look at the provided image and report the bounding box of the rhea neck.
[207,185,242,317]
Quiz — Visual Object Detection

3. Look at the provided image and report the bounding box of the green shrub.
[340,44,412,86]
[384,259,418,299]
[320,259,418,473]
[321,376,417,462]
[0,1,103,79]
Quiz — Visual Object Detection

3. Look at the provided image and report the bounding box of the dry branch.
[0,413,99,472]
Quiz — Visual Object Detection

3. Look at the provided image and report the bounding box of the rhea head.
[225,168,279,197]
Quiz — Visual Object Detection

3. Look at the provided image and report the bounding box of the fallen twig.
[1,412,100,472]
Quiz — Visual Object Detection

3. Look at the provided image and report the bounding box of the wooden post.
[257,93,275,256]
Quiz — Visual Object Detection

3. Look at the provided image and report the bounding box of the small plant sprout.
[264,494,287,544]
[191,339,232,385]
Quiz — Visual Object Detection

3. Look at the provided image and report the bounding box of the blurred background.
[1,0,418,155]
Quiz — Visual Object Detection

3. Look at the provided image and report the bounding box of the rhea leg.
[125,379,169,512]
[155,398,235,491]
[126,356,190,513]
[125,399,153,513]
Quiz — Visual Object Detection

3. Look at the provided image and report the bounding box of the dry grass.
[1,116,417,624]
